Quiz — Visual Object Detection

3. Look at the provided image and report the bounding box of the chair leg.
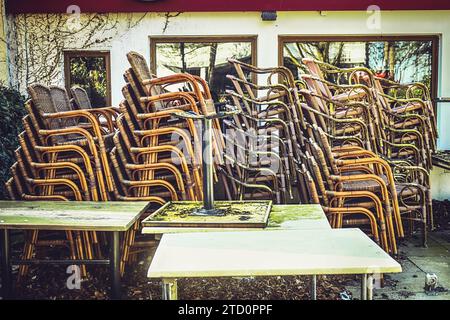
[82,232,93,260]
[66,231,77,260]
[18,230,39,282]
[75,231,87,277]
[120,229,131,276]
[91,231,102,258]
[120,221,138,276]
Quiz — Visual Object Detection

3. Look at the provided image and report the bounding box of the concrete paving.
[345,230,450,300]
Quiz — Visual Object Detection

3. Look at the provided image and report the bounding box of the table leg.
[367,274,374,300]
[162,279,178,300]
[310,275,317,300]
[361,274,367,300]
[110,231,121,300]
[1,229,12,299]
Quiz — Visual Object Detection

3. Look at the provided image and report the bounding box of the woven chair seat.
[392,102,424,114]
[334,124,362,135]
[337,201,375,210]
[332,88,367,102]
[392,118,421,128]
[399,205,425,213]
[341,174,389,192]
[57,132,115,150]
[333,107,364,119]
[393,135,419,144]
[395,183,427,195]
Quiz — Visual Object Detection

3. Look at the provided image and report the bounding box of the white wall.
[431,167,450,200]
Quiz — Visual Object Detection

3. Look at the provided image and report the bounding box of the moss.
[268,205,323,227]
[144,201,272,226]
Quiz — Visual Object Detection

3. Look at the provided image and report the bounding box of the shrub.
[0,86,26,199]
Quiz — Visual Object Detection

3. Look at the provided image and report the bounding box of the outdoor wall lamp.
[261,11,277,21]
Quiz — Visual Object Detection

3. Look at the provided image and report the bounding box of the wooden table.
[142,204,331,234]
[0,201,151,299]
[148,229,401,300]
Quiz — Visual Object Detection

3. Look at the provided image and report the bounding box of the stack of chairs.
[4,49,436,271]
[5,51,228,277]
[221,59,305,204]
[300,59,434,232]
[5,83,120,279]
[111,51,207,204]
[225,58,435,255]
[113,51,248,271]
[301,59,436,171]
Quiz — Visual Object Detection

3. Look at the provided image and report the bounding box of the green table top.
[148,229,402,279]
[0,201,150,231]
[141,204,330,234]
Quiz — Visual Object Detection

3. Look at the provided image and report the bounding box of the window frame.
[149,35,258,87]
[278,35,440,107]
[63,50,112,106]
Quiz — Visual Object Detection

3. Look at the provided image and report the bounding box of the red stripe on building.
[6,0,450,14]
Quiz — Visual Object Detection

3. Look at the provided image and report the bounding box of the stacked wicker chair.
[111,51,206,204]
[221,59,307,204]
[4,48,437,269]
[300,59,434,229]
[4,51,223,278]
[225,58,435,255]
[112,51,244,271]
[301,59,436,170]
[6,83,121,279]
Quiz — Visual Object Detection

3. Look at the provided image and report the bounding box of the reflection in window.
[65,51,110,107]
[283,40,434,92]
[153,40,254,102]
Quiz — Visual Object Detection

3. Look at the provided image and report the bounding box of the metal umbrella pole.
[175,106,240,216]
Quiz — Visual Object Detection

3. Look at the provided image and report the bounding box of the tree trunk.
[207,43,218,84]
[180,42,187,72]
[388,44,395,80]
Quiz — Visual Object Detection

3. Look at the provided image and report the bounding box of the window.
[64,51,112,107]
[150,36,257,102]
[279,36,439,102]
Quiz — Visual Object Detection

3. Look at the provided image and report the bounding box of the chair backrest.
[127,51,153,86]
[302,158,323,205]
[49,86,72,112]
[17,131,38,169]
[121,84,144,129]
[5,178,19,200]
[70,86,93,110]
[305,151,329,206]
[27,84,58,114]
[126,52,167,108]
[27,84,60,130]
[124,68,146,109]
[50,86,78,127]
[314,126,340,176]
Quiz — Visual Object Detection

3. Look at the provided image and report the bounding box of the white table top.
[0,201,150,231]
[148,228,401,279]
[142,204,331,234]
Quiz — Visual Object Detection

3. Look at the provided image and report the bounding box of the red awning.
[6,0,450,14]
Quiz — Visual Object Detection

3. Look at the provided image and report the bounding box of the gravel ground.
[5,247,354,300]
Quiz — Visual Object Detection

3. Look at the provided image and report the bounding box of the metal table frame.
[160,274,375,301]
[0,229,122,300]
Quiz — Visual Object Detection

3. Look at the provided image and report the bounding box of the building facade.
[3,1,450,198]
